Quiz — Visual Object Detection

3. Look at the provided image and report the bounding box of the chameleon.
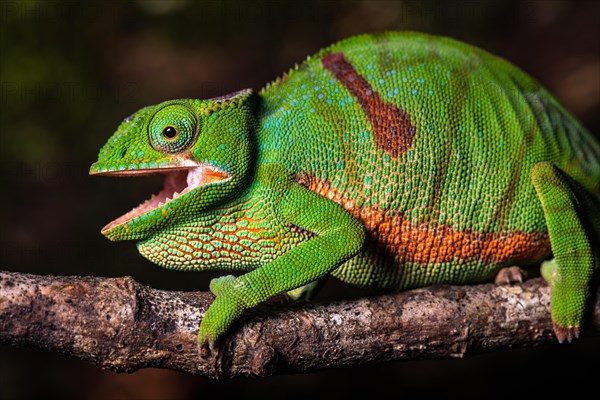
[90,32,600,351]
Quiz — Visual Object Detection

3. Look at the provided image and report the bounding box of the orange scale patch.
[298,173,551,266]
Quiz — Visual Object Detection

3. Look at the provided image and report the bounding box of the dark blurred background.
[1,0,599,399]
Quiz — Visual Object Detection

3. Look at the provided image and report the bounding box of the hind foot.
[494,266,528,285]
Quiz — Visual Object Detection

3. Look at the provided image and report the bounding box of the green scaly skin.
[90,32,600,351]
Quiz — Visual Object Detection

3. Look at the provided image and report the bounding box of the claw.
[494,266,528,285]
[552,323,581,343]
[198,334,217,359]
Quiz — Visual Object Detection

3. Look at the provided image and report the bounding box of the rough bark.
[0,270,598,378]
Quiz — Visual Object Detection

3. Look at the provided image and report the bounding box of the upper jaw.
[93,162,231,234]
[89,157,203,176]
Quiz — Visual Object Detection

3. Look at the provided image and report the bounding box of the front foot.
[198,276,246,357]
[198,334,216,359]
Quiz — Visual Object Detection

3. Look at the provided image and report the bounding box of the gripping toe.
[494,266,528,285]
[552,323,581,344]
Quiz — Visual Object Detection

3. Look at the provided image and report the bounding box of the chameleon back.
[258,32,600,290]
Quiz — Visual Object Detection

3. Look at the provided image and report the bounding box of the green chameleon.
[90,32,600,351]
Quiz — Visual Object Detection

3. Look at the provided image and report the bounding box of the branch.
[0,271,598,378]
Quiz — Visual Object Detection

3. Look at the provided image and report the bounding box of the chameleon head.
[89,89,256,241]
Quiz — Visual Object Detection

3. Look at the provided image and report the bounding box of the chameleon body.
[90,32,600,348]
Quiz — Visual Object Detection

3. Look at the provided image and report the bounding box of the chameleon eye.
[149,105,199,154]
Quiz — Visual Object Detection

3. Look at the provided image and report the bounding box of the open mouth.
[94,163,230,233]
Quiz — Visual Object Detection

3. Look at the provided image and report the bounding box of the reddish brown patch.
[321,52,416,157]
[298,173,551,265]
[289,223,317,239]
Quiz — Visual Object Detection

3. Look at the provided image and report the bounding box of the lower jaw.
[100,164,230,235]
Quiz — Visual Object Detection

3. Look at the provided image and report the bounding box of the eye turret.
[149,105,199,154]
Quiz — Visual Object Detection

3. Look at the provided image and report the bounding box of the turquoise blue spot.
[407,66,414,72]
[302,95,308,100]
[458,125,466,133]
[318,93,324,99]
[314,85,320,91]
[358,131,369,143]
[411,88,419,95]
[309,108,315,113]
[378,79,385,85]
[416,78,426,84]
[229,127,234,133]
[326,98,333,104]
[477,131,484,138]
[428,89,435,95]
[137,151,144,157]
[219,144,226,150]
